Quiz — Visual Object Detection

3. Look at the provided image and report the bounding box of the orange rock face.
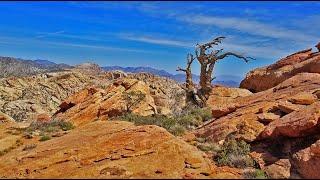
[196,73,320,143]
[206,86,252,118]
[292,139,320,179]
[260,102,320,139]
[240,48,320,92]
[0,120,236,179]
[53,79,158,126]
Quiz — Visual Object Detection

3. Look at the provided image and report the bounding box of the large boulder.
[240,48,320,92]
[0,121,238,178]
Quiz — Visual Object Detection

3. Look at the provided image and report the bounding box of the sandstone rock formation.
[0,70,111,122]
[206,86,252,118]
[128,73,187,115]
[53,78,158,126]
[196,73,320,143]
[105,70,128,80]
[292,139,320,179]
[240,48,320,92]
[0,121,239,178]
[260,102,320,139]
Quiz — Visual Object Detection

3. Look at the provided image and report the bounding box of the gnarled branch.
[217,52,255,63]
[176,67,187,72]
[186,53,195,68]
[198,36,225,50]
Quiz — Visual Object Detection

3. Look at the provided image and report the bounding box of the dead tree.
[195,36,253,101]
[176,53,195,91]
[176,53,204,107]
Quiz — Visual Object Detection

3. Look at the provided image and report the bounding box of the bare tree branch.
[176,67,187,72]
[217,52,255,63]
[199,36,225,50]
[186,53,195,68]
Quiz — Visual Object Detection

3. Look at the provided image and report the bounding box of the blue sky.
[0,2,319,78]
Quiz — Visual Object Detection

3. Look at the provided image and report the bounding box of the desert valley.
[0,39,320,179]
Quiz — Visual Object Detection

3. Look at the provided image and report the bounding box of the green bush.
[115,106,212,136]
[168,125,186,136]
[59,121,74,131]
[39,135,51,141]
[243,169,268,179]
[197,143,220,152]
[26,120,74,134]
[115,114,185,136]
[215,138,255,168]
[122,91,146,112]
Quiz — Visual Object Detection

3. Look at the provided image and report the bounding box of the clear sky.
[0,2,319,78]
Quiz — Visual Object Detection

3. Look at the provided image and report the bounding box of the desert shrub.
[0,139,23,156]
[215,138,255,168]
[196,137,207,143]
[59,121,74,131]
[197,143,221,152]
[116,113,185,136]
[122,91,146,112]
[168,125,186,136]
[243,169,268,179]
[39,135,51,141]
[189,107,212,122]
[115,105,211,136]
[175,106,212,129]
[26,120,74,134]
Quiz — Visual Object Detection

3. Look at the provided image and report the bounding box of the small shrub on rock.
[214,137,255,168]
[26,120,74,134]
[115,106,212,136]
[243,169,268,179]
[39,135,51,141]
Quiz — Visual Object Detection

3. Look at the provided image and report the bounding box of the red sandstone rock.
[196,73,320,143]
[292,139,320,179]
[240,48,320,92]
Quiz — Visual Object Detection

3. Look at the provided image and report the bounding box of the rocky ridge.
[195,43,320,178]
[240,48,320,92]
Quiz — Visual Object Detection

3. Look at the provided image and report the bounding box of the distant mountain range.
[0,56,241,87]
[102,66,241,87]
[0,56,72,78]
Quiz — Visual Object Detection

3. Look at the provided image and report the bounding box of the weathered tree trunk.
[178,36,253,107]
[177,53,195,91]
[185,68,193,90]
